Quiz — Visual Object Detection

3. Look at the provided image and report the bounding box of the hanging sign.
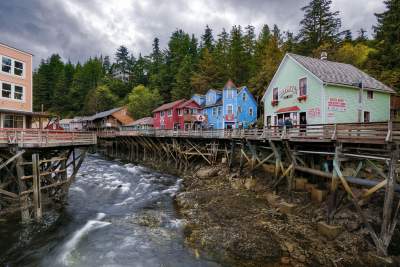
[328,97,347,111]
[279,86,297,99]
[307,107,321,119]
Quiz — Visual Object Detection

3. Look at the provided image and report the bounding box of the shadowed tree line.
[32,0,400,119]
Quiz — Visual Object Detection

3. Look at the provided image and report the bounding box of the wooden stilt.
[32,154,42,221]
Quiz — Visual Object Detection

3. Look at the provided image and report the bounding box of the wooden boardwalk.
[103,121,400,145]
[0,128,97,148]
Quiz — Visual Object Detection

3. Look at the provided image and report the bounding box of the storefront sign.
[279,86,297,99]
[307,107,321,119]
[328,97,347,111]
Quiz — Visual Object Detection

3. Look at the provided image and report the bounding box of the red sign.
[225,114,234,121]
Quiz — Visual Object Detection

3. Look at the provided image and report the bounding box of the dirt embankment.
[174,165,399,267]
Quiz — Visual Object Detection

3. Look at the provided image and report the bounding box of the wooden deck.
[107,121,399,144]
[0,128,97,148]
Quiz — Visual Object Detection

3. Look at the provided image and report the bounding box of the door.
[364,111,370,123]
[266,116,271,127]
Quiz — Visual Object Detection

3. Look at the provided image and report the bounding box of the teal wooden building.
[262,53,395,126]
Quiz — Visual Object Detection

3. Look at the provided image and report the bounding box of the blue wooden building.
[192,80,258,129]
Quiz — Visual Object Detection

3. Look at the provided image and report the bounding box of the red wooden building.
[152,99,203,130]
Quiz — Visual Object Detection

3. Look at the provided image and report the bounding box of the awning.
[275,106,300,113]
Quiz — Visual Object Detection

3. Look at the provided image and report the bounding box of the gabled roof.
[238,86,258,104]
[206,89,222,94]
[177,99,202,109]
[204,99,223,108]
[224,79,237,89]
[288,53,394,93]
[125,117,153,126]
[153,99,186,112]
[90,107,124,121]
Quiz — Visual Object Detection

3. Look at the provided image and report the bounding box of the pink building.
[0,42,34,128]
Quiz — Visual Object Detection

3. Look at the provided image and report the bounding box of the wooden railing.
[0,128,97,147]
[112,121,400,144]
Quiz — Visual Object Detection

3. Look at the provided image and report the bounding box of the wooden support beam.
[0,150,25,171]
[381,146,399,252]
[16,154,30,222]
[333,160,387,256]
[32,154,42,221]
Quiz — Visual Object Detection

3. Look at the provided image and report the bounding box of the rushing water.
[0,154,221,267]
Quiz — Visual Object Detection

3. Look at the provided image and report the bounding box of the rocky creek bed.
[171,164,400,267]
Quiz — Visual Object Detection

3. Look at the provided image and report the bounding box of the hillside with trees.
[32,0,400,119]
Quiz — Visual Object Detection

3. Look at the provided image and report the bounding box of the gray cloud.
[0,0,386,68]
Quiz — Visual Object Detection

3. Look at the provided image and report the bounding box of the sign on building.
[328,97,347,112]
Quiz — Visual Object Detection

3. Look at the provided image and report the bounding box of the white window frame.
[160,111,164,117]
[167,109,172,117]
[227,89,233,99]
[249,107,253,116]
[178,109,182,116]
[227,104,233,115]
[242,93,247,101]
[1,55,25,78]
[218,106,222,116]
[0,81,25,102]
[212,107,217,116]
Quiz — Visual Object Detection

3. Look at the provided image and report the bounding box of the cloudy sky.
[0,0,386,67]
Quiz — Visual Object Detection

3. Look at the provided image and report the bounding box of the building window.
[367,90,374,100]
[242,93,247,101]
[2,82,12,98]
[212,107,217,116]
[3,114,24,128]
[227,89,233,99]
[273,87,278,101]
[2,57,12,74]
[14,86,23,100]
[178,109,182,116]
[238,106,242,113]
[227,105,233,115]
[14,60,24,76]
[167,109,172,116]
[160,111,164,117]
[192,109,197,114]
[1,56,24,77]
[299,77,307,96]
[249,107,253,116]
[218,106,222,116]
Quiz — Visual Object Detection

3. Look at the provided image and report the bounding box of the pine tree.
[371,0,400,90]
[297,0,342,54]
[171,55,193,100]
[201,25,214,52]
[115,45,130,81]
[249,35,284,100]
[228,25,247,84]
[191,48,221,94]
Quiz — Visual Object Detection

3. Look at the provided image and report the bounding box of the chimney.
[320,51,328,60]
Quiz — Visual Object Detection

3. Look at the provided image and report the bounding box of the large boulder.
[196,167,219,178]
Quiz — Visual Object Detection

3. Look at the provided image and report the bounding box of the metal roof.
[89,107,124,121]
[152,99,186,112]
[125,117,153,126]
[288,53,395,93]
